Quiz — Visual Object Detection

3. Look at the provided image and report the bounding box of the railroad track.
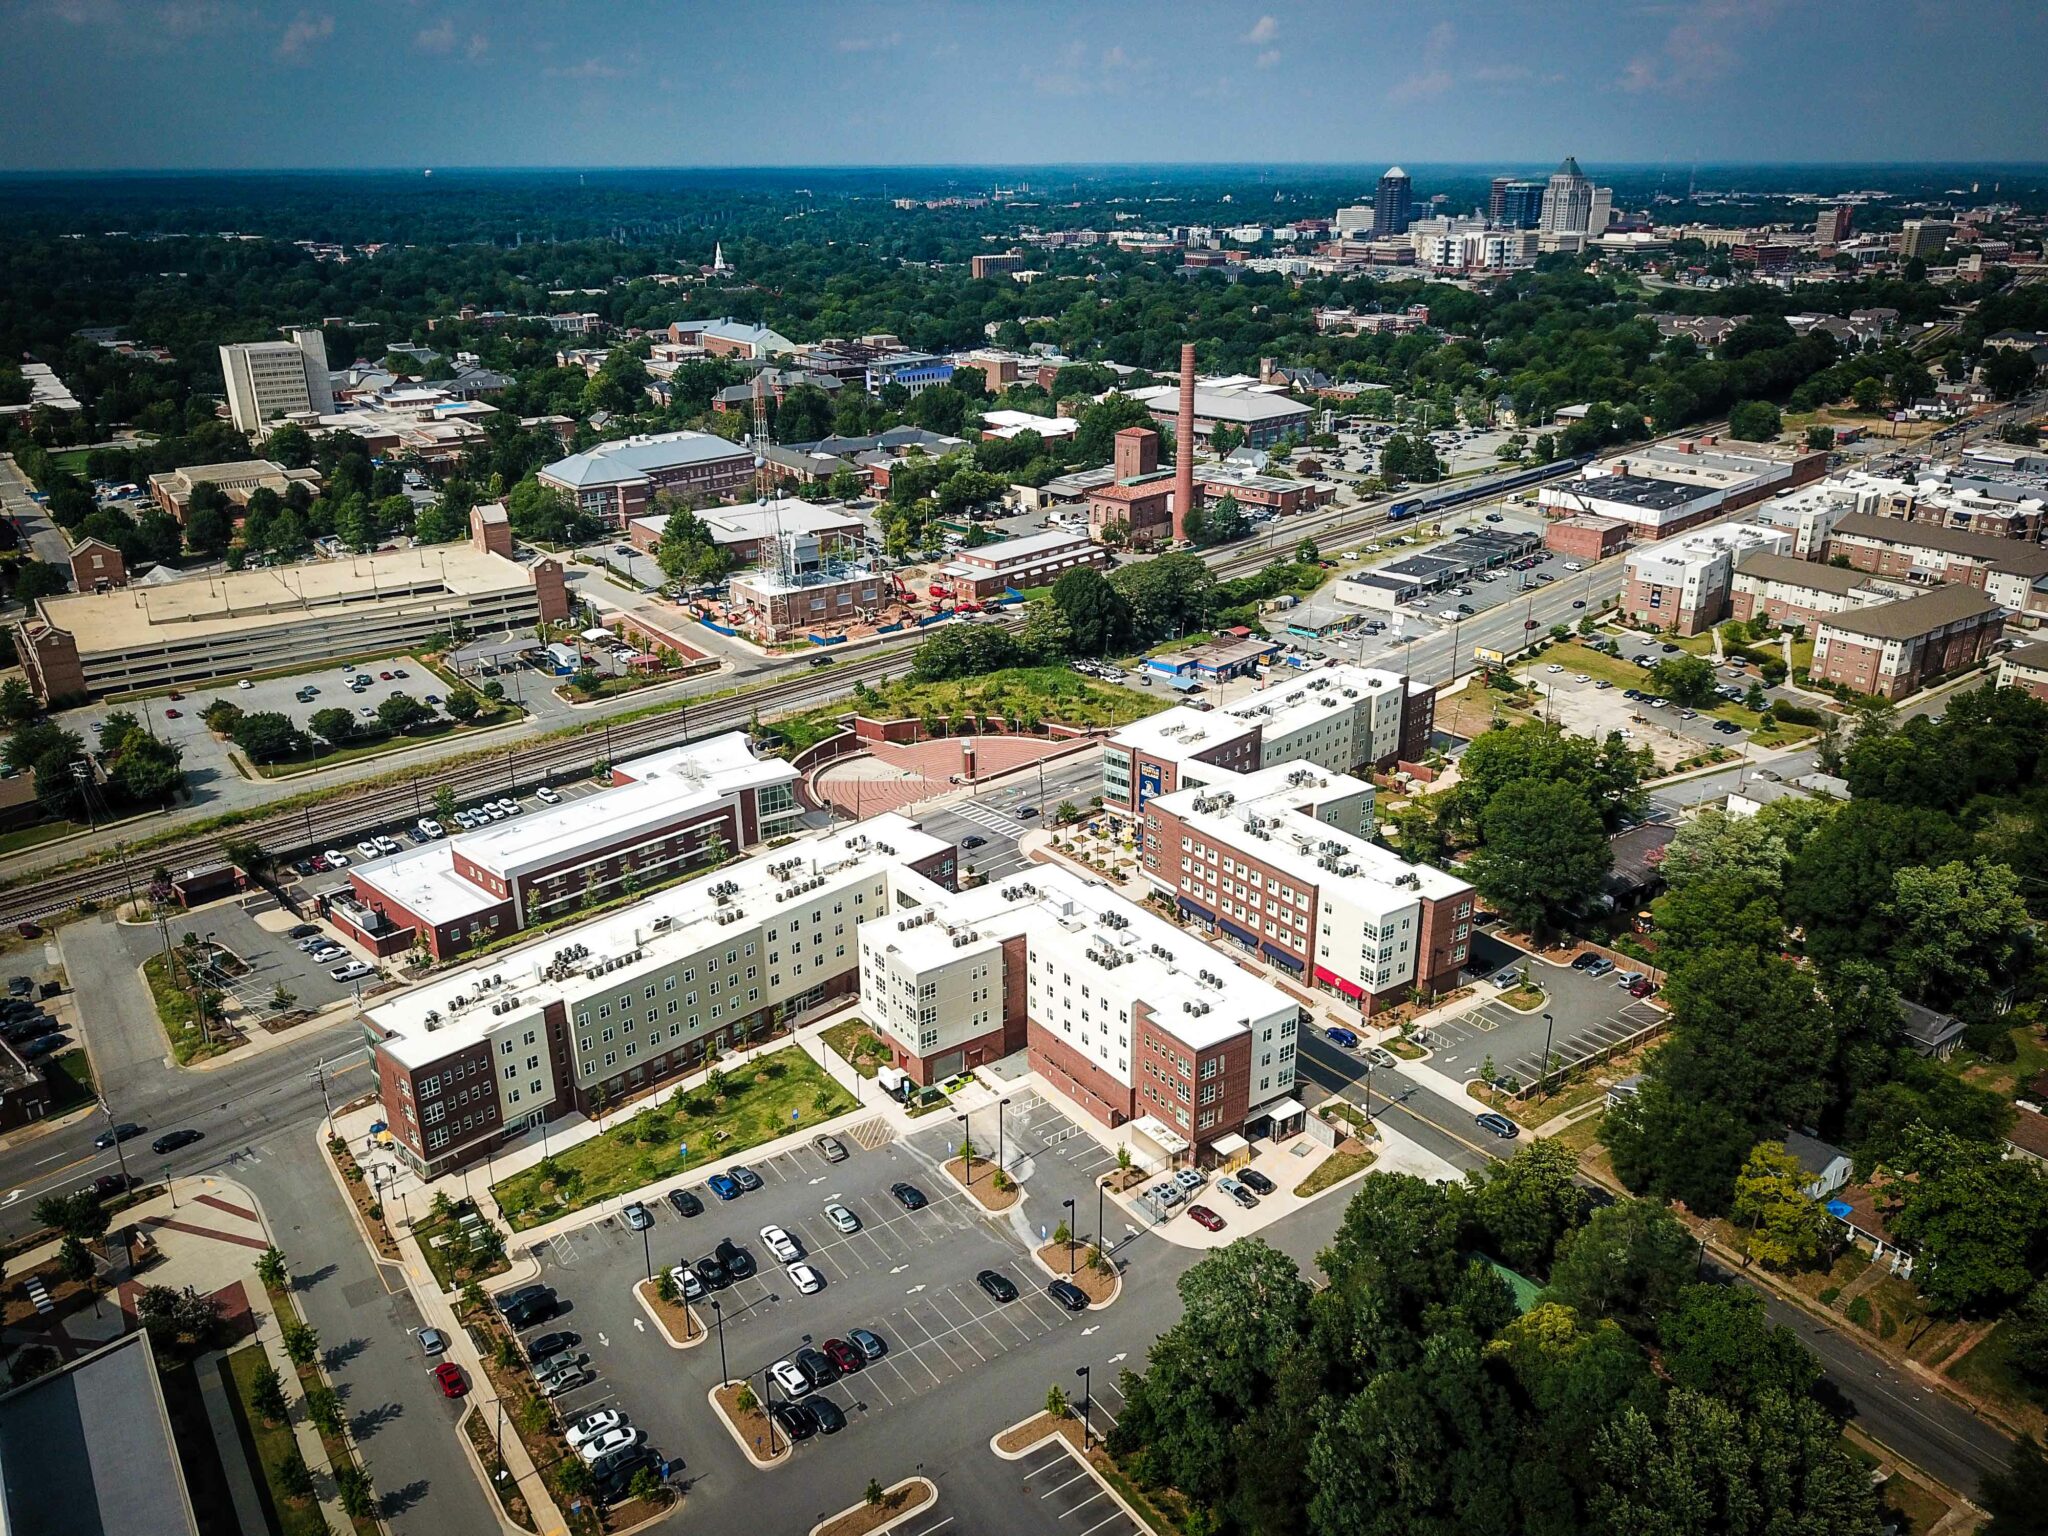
[0,644,921,927]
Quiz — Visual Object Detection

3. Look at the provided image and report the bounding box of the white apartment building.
[220,328,333,433]
[1621,523,1793,636]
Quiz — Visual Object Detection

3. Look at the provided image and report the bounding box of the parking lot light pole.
[639,1221,652,1281]
[956,1112,972,1185]
[1075,1365,1092,1446]
[996,1096,1010,1175]
[1096,1179,1105,1258]
[710,1299,728,1388]
[1063,1197,1077,1275]
[762,1367,780,1455]
[1539,1012,1555,1100]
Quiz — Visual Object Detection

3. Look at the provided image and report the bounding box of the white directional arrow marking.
[596,1332,609,1348]
[808,1175,828,1185]
[906,1284,926,1295]
[1108,1352,1128,1364]
[888,1265,908,1275]
[1080,1325,1099,1337]
[1,1190,21,1207]
[631,1318,645,1332]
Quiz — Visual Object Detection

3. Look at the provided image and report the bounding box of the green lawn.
[492,1047,859,1229]
[0,819,82,857]
[46,1048,94,1112]
[224,1345,329,1536]
[1295,1148,1375,1198]
[49,448,94,476]
[141,951,236,1065]
[415,1204,511,1291]
[819,1017,889,1080]
[770,666,1166,761]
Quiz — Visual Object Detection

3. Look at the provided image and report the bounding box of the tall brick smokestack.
[1173,342,1196,543]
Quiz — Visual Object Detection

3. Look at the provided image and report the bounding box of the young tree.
[255,1246,288,1290]
[334,1465,377,1520]
[281,1320,320,1367]
[1730,1141,1829,1269]
[251,1363,289,1423]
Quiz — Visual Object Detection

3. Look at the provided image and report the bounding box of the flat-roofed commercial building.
[865,863,1305,1148]
[934,529,1107,601]
[1101,663,1432,812]
[147,458,322,523]
[14,539,569,703]
[365,814,955,1176]
[627,496,867,564]
[1812,584,2004,700]
[1540,440,1822,536]
[337,733,804,960]
[1140,766,1476,1015]
[1620,523,1792,635]
[538,430,759,527]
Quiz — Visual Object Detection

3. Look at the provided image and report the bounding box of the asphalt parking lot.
[1002,1439,1143,1536]
[511,1109,1088,1475]
[1426,944,1668,1090]
[171,890,372,1013]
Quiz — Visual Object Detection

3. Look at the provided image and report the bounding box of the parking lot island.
[810,1476,936,1536]
[632,1276,707,1349]
[710,1380,791,1469]
[942,1152,1020,1213]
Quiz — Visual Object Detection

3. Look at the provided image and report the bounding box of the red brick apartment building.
[1812,584,2004,700]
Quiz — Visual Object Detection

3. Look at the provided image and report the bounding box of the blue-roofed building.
[537,429,758,527]
[865,352,955,397]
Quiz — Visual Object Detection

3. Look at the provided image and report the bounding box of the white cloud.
[1387,20,1454,102]
[1255,48,1281,68]
[415,17,455,53]
[1243,15,1278,45]
[1622,0,1782,94]
[274,10,332,61]
[543,57,628,80]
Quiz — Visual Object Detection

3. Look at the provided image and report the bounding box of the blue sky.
[0,0,2043,171]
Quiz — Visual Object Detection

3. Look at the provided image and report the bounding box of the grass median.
[491,1046,858,1230]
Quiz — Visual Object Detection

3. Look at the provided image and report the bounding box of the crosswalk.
[952,801,1029,841]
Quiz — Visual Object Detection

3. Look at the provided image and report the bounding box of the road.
[1291,1030,2015,1497]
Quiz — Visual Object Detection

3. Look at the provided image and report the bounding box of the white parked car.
[237,678,253,690]
[374,836,401,856]
[565,1409,625,1452]
[535,786,561,804]
[577,1425,640,1463]
[323,849,349,867]
[356,841,381,861]
[770,1358,812,1397]
[823,1202,860,1235]
[670,1264,705,1300]
[485,804,508,821]
[417,818,445,838]
[760,1225,802,1264]
[788,1263,824,1295]
[330,961,374,982]
[496,798,521,816]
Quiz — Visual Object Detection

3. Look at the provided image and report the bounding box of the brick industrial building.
[931,529,1107,601]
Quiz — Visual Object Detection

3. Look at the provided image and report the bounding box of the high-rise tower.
[1374,167,1414,237]
[1173,343,1196,545]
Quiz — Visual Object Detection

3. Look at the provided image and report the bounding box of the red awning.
[1314,964,1363,1001]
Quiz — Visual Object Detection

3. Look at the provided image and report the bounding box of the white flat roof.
[352,841,499,927]
[370,814,945,1067]
[955,528,1094,568]
[1223,662,1408,740]
[1109,705,1255,761]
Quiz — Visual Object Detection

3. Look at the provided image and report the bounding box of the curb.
[451,1402,542,1536]
[631,1279,707,1350]
[704,1383,789,1471]
[807,1476,936,1536]
[990,1410,1082,1461]
[988,1413,1158,1533]
[1027,1241,1123,1308]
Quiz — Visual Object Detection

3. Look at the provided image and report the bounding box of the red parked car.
[1628,977,1657,999]
[163,708,181,719]
[433,1362,468,1398]
[1187,1205,1226,1233]
[822,1337,866,1375]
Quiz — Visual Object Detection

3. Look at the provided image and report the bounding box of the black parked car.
[770,1401,817,1442]
[1046,1278,1090,1312]
[505,1294,559,1329]
[795,1345,838,1388]
[525,1331,579,1360]
[496,1284,551,1315]
[890,1182,928,1210]
[151,1128,204,1155]
[976,1269,1019,1304]
[1236,1168,1276,1196]
[595,1448,662,1502]
[808,1395,847,1434]
[693,1254,731,1290]
[715,1236,755,1280]
[666,1187,703,1219]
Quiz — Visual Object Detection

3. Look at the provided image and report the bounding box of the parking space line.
[1075,1510,1126,1535]
[1040,1470,1093,1499]
[1021,1450,1072,1479]
[924,1294,992,1361]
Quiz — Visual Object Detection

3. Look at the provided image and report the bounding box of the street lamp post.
[98,1099,132,1190]
[996,1096,1010,1175]
[1538,1011,1556,1100]
[711,1298,728,1388]
[762,1366,781,1456]
[1096,1178,1105,1259]
[1075,1365,1093,1447]
[639,1220,652,1281]
[956,1112,972,1186]
[1063,1197,1077,1275]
